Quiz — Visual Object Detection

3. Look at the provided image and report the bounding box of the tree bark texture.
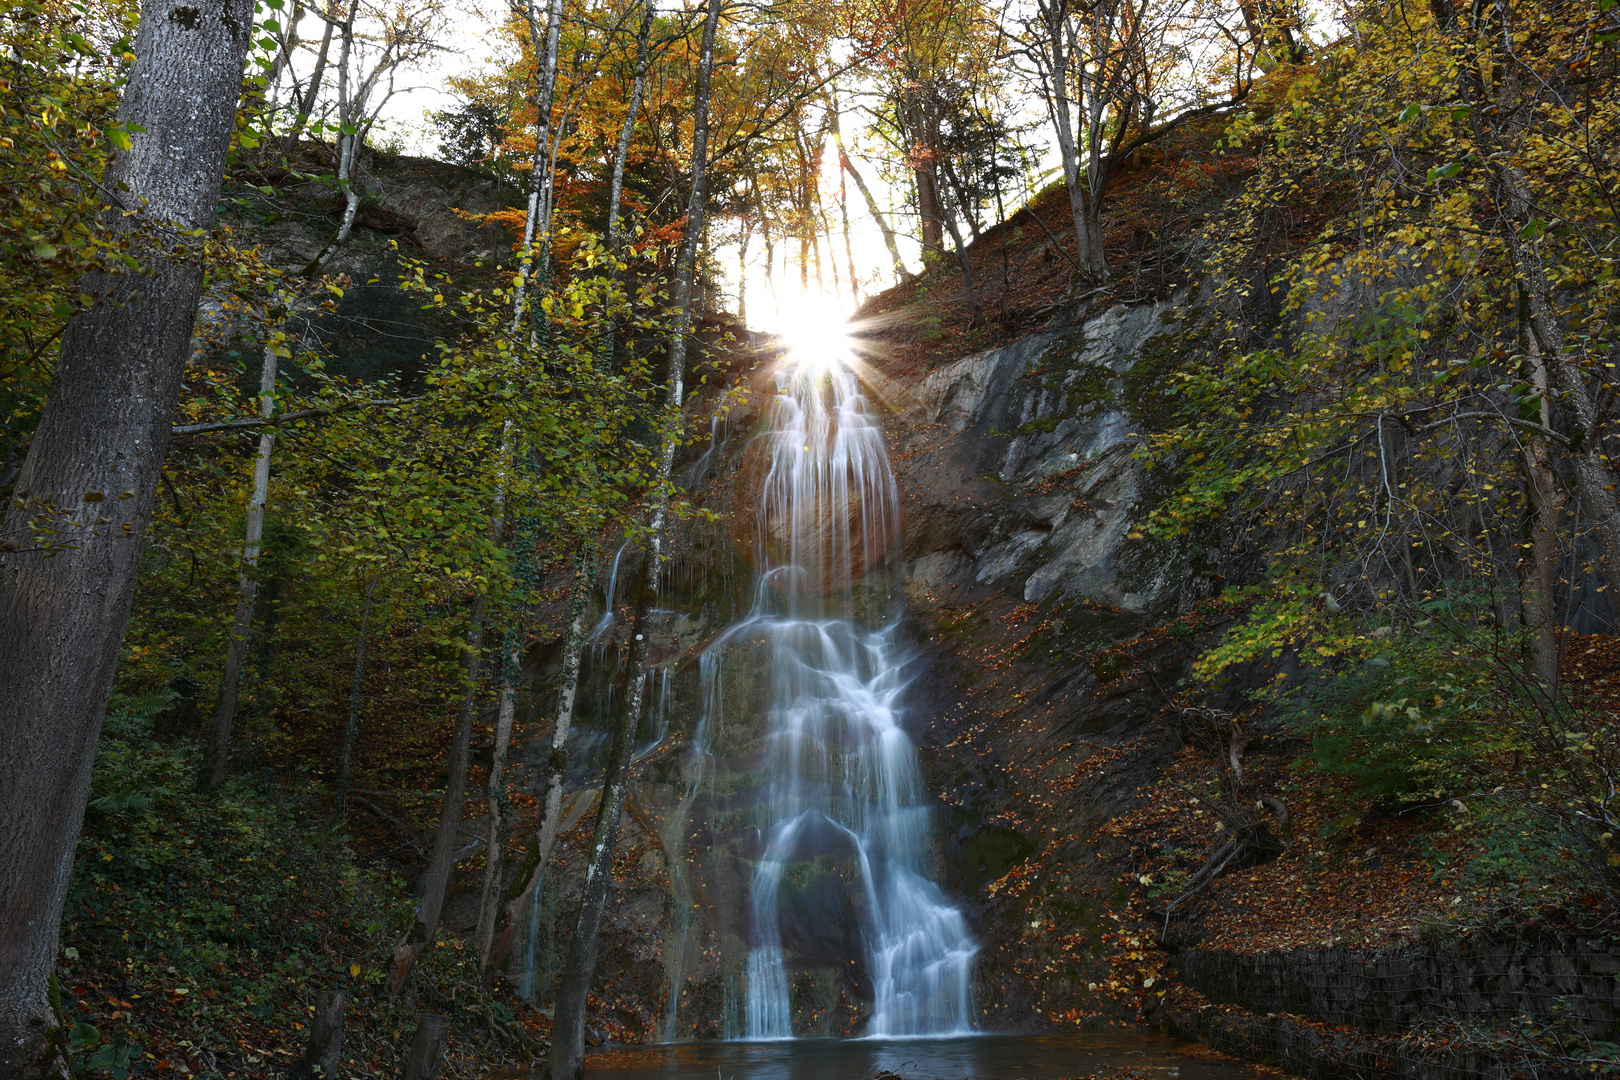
[1519,331,1566,690]
[329,0,361,249]
[386,595,485,995]
[206,343,279,789]
[0,0,252,1071]
[546,2,722,1075]
[402,1012,449,1080]
[302,989,345,1077]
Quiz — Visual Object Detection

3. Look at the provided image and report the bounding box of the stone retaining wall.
[1155,986,1551,1080]
[1170,934,1620,1039]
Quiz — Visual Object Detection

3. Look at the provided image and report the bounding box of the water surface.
[557,1033,1271,1080]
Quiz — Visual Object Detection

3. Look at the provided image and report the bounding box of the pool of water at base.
[517,1032,1272,1080]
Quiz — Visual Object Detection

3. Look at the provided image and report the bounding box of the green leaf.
[1398,103,1421,123]
[33,242,57,260]
[107,125,132,151]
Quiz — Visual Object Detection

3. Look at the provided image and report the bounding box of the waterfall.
[730,351,978,1038]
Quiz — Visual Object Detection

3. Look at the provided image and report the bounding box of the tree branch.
[170,396,420,435]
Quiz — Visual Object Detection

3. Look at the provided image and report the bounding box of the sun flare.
[766,291,857,378]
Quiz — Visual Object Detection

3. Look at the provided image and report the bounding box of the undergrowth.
[53,693,532,1078]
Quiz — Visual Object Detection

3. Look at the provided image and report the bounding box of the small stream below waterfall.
[514,1033,1272,1079]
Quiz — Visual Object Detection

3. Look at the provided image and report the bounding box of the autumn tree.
[1021,0,1265,279]
[1142,0,1620,882]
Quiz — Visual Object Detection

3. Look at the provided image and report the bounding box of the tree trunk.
[330,0,361,248]
[937,157,985,326]
[333,570,381,818]
[604,4,652,260]
[511,0,567,318]
[905,89,946,255]
[0,0,252,1071]
[837,144,908,284]
[262,0,304,125]
[546,1,722,1074]
[764,225,776,318]
[1519,327,1565,691]
[545,589,654,1080]
[598,2,652,364]
[402,1013,449,1080]
[289,0,338,143]
[737,220,751,326]
[473,625,521,964]
[206,343,280,789]
[386,595,486,996]
[1038,0,1096,277]
[1435,0,1620,596]
[1500,165,1620,586]
[484,552,594,979]
[839,162,859,304]
[301,989,345,1078]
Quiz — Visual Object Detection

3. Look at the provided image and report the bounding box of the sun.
[766,291,857,378]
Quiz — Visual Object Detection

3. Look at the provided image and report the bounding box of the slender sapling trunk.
[206,341,280,789]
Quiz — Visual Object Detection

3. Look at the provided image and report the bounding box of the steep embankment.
[831,164,1620,1074]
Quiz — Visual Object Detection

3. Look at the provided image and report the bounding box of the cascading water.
[728,348,978,1038]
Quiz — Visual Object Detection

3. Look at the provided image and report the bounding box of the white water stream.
[728,354,978,1037]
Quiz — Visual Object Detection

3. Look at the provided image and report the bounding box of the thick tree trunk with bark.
[546,2,721,1075]
[206,344,280,789]
[1519,331,1566,690]
[0,0,253,1071]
